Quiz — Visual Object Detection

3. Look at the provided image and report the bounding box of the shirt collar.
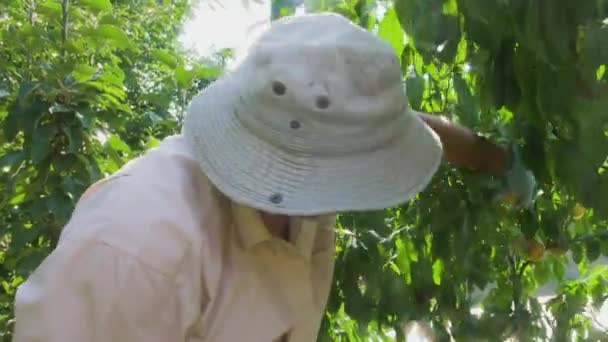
[231,202,335,259]
[232,202,272,249]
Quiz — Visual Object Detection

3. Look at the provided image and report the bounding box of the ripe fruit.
[511,237,545,261]
[572,204,586,220]
[527,240,545,261]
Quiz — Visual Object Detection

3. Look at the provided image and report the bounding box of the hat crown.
[181,14,443,215]
[232,14,411,156]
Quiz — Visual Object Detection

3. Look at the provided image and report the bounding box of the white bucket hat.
[183,13,443,216]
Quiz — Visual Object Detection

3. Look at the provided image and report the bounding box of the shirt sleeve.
[13,239,186,342]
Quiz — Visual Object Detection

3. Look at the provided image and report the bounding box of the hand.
[500,144,537,209]
[415,111,537,208]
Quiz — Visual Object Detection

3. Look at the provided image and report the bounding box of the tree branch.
[61,0,69,59]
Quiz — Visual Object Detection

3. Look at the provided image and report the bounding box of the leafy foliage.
[0,0,221,339]
[280,0,608,340]
[1,0,607,341]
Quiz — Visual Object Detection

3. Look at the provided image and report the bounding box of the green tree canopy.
[283,1,608,340]
[0,0,221,338]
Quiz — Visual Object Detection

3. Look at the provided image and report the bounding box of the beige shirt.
[13,135,337,342]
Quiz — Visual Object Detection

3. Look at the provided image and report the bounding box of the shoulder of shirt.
[60,135,229,279]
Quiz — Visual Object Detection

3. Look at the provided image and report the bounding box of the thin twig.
[61,0,69,59]
[24,0,34,82]
[518,260,531,276]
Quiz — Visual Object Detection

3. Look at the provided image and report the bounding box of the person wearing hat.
[12,13,533,342]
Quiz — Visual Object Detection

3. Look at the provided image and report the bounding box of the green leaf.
[144,137,160,150]
[551,258,566,282]
[31,124,54,164]
[17,82,38,102]
[48,191,74,225]
[272,0,296,19]
[536,64,576,119]
[96,25,131,50]
[459,0,502,52]
[4,83,41,139]
[586,239,601,262]
[461,0,499,23]
[538,0,574,63]
[443,0,458,15]
[9,226,41,251]
[72,64,96,82]
[436,16,461,63]
[553,141,602,208]
[522,0,549,63]
[17,250,47,277]
[596,65,606,81]
[572,243,584,265]
[38,0,62,16]
[65,125,83,154]
[406,75,425,110]
[572,95,608,169]
[432,259,443,285]
[175,65,195,89]
[100,64,126,87]
[378,6,404,59]
[152,49,180,69]
[395,237,413,284]
[454,72,478,127]
[107,134,131,153]
[80,0,112,12]
[519,210,538,239]
[455,36,467,63]
[3,105,20,140]
[199,66,222,79]
[582,24,608,71]
[0,150,26,169]
[76,109,97,129]
[533,260,552,285]
[54,154,79,173]
[9,192,26,205]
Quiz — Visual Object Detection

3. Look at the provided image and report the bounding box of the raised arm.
[415,111,509,175]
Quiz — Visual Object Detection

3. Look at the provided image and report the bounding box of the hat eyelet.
[269,193,283,204]
[272,81,286,96]
[289,120,301,130]
[316,95,330,109]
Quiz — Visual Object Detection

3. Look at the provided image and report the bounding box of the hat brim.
[183,75,443,216]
